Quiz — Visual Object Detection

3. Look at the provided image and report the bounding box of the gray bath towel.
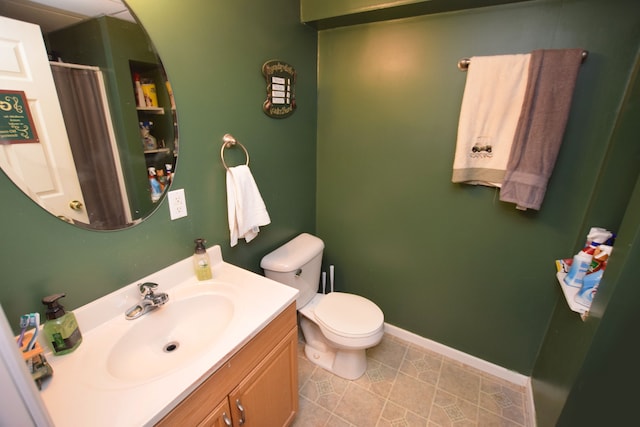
[499,48,584,210]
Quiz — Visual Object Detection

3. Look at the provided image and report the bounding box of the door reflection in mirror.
[51,63,132,230]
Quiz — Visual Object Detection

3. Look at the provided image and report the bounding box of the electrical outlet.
[168,189,188,220]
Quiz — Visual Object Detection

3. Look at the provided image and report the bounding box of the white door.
[0,16,89,224]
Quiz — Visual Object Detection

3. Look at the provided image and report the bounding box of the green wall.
[0,0,317,332]
[315,0,640,376]
[532,55,640,426]
[556,176,640,426]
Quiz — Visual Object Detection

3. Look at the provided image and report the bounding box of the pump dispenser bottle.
[193,238,213,281]
[41,293,82,355]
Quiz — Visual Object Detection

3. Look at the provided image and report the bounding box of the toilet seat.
[314,292,384,338]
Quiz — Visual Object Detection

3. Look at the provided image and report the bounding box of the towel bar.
[220,133,250,170]
[457,50,588,71]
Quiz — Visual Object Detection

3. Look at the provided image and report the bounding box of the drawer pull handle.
[236,399,246,425]
[222,412,232,426]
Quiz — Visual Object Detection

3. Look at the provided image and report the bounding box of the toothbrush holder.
[17,330,53,390]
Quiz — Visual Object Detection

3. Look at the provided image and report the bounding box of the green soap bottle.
[42,293,82,355]
[193,238,213,281]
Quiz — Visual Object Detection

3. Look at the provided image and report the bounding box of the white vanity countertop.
[38,245,298,427]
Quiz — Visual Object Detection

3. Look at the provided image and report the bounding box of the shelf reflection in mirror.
[0,0,178,230]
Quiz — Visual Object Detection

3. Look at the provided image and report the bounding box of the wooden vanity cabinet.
[156,303,298,427]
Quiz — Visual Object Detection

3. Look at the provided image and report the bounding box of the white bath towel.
[226,165,271,247]
[452,54,531,187]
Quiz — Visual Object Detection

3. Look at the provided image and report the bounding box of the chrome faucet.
[125,282,169,320]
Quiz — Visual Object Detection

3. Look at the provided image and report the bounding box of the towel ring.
[220,133,249,170]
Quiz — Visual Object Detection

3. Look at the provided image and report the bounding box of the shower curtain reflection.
[50,64,131,230]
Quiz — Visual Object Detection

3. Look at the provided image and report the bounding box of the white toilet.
[261,233,384,380]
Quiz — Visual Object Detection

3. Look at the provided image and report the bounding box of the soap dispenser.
[193,238,213,281]
[41,293,82,355]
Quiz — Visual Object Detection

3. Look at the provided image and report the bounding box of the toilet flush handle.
[295,268,302,277]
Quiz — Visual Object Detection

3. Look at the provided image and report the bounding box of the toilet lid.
[314,292,384,338]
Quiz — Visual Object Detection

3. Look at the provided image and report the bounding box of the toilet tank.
[260,233,324,308]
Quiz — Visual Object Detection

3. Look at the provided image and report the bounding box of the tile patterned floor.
[293,334,533,427]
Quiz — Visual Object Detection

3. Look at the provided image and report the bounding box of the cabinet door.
[229,329,298,427]
[199,398,233,427]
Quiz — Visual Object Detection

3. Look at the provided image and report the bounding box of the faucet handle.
[139,282,159,295]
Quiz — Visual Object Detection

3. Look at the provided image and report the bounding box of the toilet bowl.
[261,233,384,380]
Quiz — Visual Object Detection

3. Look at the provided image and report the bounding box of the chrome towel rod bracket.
[220,133,249,170]
[457,50,588,71]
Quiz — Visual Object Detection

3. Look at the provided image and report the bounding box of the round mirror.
[0,0,178,230]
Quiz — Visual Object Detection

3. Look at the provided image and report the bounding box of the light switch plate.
[168,189,188,220]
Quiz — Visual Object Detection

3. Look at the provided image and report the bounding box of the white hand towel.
[226,165,271,247]
[452,54,531,187]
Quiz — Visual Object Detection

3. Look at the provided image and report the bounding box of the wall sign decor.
[262,60,296,118]
[0,90,39,143]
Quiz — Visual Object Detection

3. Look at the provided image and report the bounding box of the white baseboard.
[383,322,530,387]
[384,323,536,426]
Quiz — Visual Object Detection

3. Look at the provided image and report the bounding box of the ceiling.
[0,0,134,33]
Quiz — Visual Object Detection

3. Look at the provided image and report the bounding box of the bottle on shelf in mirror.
[134,73,145,108]
[165,164,173,183]
[140,121,157,151]
[166,81,176,110]
[141,78,158,107]
[156,169,166,191]
[148,167,162,203]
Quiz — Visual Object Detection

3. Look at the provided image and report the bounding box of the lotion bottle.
[193,238,213,281]
[564,250,593,288]
[41,293,82,355]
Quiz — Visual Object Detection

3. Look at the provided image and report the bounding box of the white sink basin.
[106,292,234,382]
[76,282,240,388]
